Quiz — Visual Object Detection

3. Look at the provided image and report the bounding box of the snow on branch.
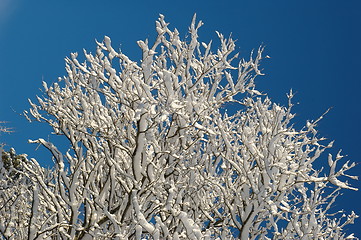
[3,14,356,239]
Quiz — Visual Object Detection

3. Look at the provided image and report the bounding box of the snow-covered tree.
[13,14,358,239]
[0,122,34,239]
[0,147,33,239]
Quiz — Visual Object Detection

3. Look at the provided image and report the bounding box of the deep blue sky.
[0,0,360,235]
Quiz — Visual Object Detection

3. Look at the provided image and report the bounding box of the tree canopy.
[0,15,358,239]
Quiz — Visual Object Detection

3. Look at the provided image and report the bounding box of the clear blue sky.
[0,0,360,235]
